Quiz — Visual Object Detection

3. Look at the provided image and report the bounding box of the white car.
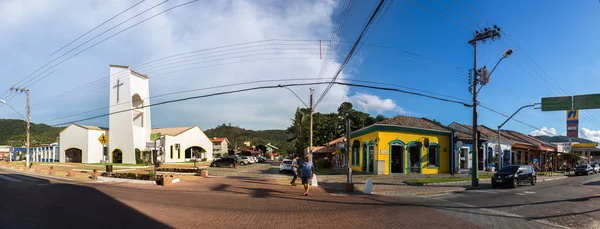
[248,156,257,164]
[279,159,293,173]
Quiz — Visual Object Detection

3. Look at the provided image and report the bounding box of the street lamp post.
[497,104,537,169]
[468,25,509,187]
[279,85,313,159]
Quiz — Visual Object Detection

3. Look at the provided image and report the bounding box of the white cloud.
[0,0,355,130]
[530,126,557,136]
[349,92,405,114]
[580,128,600,142]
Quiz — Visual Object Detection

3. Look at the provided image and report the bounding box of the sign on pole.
[566,110,579,138]
[541,96,572,111]
[573,94,600,110]
[98,133,109,145]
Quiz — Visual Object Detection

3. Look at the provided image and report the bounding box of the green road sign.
[541,96,572,111]
[150,132,161,141]
[574,94,600,110]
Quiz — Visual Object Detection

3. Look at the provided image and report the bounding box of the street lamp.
[279,85,313,159]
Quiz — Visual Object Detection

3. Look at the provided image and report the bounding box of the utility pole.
[309,88,314,159]
[10,86,31,168]
[468,25,501,187]
[345,112,352,183]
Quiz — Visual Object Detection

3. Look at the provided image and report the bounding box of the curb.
[413,189,465,196]
[539,176,567,182]
[97,176,156,185]
[0,166,76,182]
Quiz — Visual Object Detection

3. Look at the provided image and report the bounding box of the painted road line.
[516,193,526,195]
[523,191,536,194]
[0,175,23,183]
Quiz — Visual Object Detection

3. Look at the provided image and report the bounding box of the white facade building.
[108,65,152,164]
[59,124,108,163]
[152,126,213,163]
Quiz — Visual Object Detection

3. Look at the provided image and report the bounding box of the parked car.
[575,165,594,176]
[257,156,267,163]
[492,165,536,188]
[279,159,293,173]
[250,156,258,163]
[592,164,600,174]
[244,156,256,164]
[210,157,237,168]
[238,156,252,166]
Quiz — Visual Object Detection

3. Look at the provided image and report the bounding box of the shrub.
[157,168,199,173]
[201,158,207,162]
[101,172,156,181]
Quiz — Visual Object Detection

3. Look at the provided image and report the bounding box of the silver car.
[238,156,251,166]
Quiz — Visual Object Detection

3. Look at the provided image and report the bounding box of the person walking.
[299,155,315,196]
[290,156,299,186]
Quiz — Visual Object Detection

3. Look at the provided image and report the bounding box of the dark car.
[492,165,536,188]
[575,165,594,176]
[210,157,237,168]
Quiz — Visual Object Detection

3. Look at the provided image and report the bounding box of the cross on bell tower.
[112,79,124,103]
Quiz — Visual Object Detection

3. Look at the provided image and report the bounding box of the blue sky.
[0,0,599,141]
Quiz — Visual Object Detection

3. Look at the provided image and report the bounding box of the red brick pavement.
[86,177,484,229]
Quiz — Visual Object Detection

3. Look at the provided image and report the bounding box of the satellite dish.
[456,141,464,148]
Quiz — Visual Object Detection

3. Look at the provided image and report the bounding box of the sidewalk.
[317,172,568,196]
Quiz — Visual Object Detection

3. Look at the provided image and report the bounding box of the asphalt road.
[425,173,600,229]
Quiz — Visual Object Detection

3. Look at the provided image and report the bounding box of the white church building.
[58,65,213,164]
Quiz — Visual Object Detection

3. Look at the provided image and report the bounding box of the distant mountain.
[533,135,595,144]
[203,124,292,152]
[0,119,64,146]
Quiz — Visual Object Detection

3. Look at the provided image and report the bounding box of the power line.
[315,0,387,108]
[48,80,473,126]
[404,0,474,32]
[478,103,558,136]
[17,0,199,90]
[16,0,171,89]
[40,76,468,124]
[49,0,146,56]
[452,0,600,130]
[428,0,480,27]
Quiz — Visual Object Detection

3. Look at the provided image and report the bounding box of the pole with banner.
[150,132,161,174]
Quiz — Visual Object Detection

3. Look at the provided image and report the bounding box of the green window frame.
[427,143,440,168]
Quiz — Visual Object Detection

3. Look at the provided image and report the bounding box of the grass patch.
[407,174,492,185]
[315,168,334,175]
[84,163,144,166]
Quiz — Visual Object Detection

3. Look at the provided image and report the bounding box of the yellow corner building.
[349,116,453,175]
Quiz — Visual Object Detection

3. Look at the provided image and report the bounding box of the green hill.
[0,119,64,146]
[204,124,292,153]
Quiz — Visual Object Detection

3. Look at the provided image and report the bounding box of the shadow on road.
[0,181,170,229]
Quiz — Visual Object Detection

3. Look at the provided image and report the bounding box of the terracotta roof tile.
[377,116,451,132]
[210,137,228,143]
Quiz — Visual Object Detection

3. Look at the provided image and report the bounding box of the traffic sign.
[541,96,572,111]
[565,145,572,152]
[98,133,108,145]
[574,93,600,110]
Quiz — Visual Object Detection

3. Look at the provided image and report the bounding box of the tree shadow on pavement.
[583,180,600,186]
[0,183,170,229]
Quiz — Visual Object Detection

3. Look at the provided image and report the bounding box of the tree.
[375,114,386,122]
